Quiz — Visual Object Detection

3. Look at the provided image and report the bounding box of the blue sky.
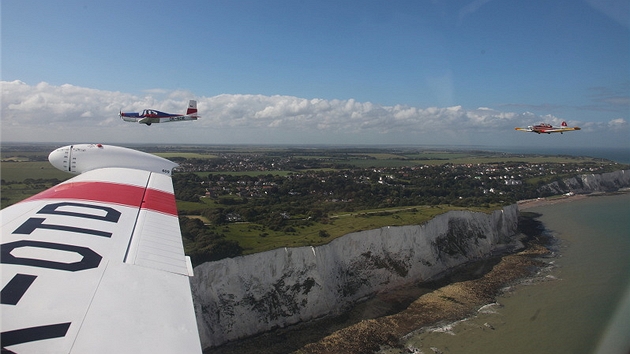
[1,0,629,149]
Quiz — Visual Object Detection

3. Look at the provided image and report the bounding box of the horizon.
[2,141,629,164]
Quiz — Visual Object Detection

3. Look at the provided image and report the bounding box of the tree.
[319,230,330,238]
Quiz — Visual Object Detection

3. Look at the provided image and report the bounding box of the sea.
[482,146,630,164]
[382,192,630,354]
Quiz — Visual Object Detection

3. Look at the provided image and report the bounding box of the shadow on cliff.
[204,262,499,354]
[516,211,555,249]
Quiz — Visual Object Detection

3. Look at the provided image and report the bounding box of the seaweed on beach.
[296,247,549,354]
[517,212,558,252]
[517,212,545,239]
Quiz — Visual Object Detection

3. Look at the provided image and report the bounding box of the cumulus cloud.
[608,118,628,128]
[202,97,537,133]
[1,80,626,146]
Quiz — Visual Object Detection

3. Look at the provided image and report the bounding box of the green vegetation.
[1,152,71,206]
[1,179,64,206]
[167,147,625,264]
[1,161,71,181]
[212,205,498,255]
[154,152,218,159]
[2,144,627,266]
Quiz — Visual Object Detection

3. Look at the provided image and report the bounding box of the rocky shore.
[296,244,550,354]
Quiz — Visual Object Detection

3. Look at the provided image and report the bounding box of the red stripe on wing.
[142,187,178,216]
[22,181,178,216]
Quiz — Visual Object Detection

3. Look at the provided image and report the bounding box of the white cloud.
[1,81,627,147]
[608,118,628,127]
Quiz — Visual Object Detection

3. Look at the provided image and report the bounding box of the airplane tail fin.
[186,100,198,117]
[561,121,567,127]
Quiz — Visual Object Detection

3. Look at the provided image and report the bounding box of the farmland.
[2,144,627,263]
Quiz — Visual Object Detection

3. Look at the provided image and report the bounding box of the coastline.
[516,193,588,210]
[387,192,630,354]
[298,194,618,353]
[297,243,550,354]
[206,192,626,354]
[518,189,630,210]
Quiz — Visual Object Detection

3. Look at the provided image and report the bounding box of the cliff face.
[540,169,630,195]
[190,205,520,349]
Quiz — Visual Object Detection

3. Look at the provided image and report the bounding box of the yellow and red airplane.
[515,121,581,134]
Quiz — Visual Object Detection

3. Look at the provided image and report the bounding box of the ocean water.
[387,193,630,354]
[481,146,630,164]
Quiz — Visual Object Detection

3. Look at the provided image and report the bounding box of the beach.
[516,193,588,210]
[299,248,550,354]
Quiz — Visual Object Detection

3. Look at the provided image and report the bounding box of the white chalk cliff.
[540,169,630,195]
[190,205,520,349]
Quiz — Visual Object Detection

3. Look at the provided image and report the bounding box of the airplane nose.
[48,146,71,173]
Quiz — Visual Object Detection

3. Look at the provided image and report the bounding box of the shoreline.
[386,192,630,354]
[517,189,630,210]
[297,244,551,354]
[206,192,624,354]
[516,193,587,210]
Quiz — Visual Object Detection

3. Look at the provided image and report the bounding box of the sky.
[1,0,629,150]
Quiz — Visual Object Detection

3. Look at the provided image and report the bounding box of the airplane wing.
[514,127,531,132]
[1,145,202,353]
[550,127,581,133]
[139,117,159,125]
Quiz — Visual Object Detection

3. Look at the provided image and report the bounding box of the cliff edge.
[540,169,630,195]
[190,205,520,349]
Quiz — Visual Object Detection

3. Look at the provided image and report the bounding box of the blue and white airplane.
[120,100,199,126]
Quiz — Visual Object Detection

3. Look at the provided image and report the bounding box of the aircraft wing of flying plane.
[120,100,199,126]
[1,144,202,353]
[515,121,581,134]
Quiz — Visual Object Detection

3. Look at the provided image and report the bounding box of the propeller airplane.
[120,100,199,126]
[515,121,581,134]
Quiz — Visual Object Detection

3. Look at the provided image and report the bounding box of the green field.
[191,170,295,178]
[210,204,499,255]
[339,151,605,168]
[154,152,218,159]
[1,182,66,206]
[1,161,72,181]
[0,161,72,207]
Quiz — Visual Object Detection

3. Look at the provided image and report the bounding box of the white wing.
[1,145,201,353]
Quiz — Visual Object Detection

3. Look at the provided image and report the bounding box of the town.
[2,145,626,266]
[165,147,626,264]
[173,148,620,210]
